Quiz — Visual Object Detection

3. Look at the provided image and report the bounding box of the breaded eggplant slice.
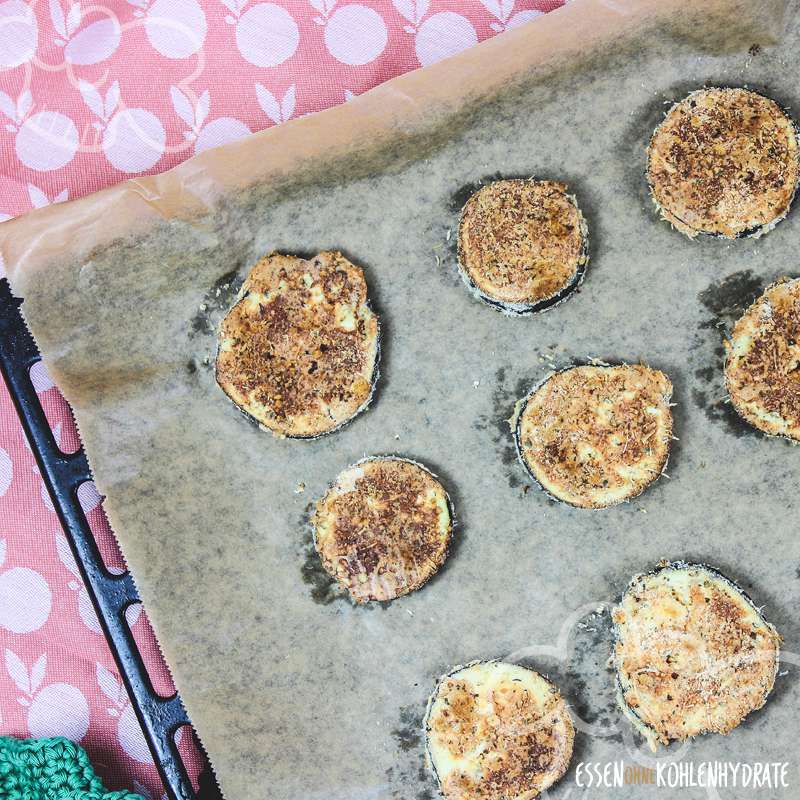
[457,179,588,314]
[613,562,781,750]
[215,251,379,438]
[515,364,673,508]
[647,87,799,239]
[424,661,574,800]
[725,277,800,440]
[313,457,452,603]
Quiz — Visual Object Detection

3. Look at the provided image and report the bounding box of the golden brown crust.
[516,365,673,508]
[215,251,379,438]
[613,564,781,746]
[425,662,574,800]
[725,277,800,440]
[647,88,799,239]
[457,179,587,309]
[313,458,452,603]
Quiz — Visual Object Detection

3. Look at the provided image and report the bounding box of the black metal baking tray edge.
[0,277,222,800]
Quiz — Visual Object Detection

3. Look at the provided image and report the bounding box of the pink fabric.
[0,0,564,795]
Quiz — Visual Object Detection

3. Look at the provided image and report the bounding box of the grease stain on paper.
[693,270,765,438]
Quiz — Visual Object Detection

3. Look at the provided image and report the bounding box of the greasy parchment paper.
[4,1,800,797]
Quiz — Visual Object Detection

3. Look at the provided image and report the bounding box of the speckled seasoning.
[457,179,588,314]
[216,251,380,439]
[647,87,800,239]
[725,277,800,440]
[613,561,781,750]
[424,661,574,800]
[514,364,674,508]
[313,457,453,603]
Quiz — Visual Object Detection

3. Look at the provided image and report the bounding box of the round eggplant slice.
[313,457,452,603]
[647,87,799,239]
[424,661,574,800]
[515,364,673,509]
[215,251,379,439]
[725,277,800,440]
[613,562,781,750]
[457,179,588,314]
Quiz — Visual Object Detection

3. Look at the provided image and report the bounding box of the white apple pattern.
[6,648,90,739]
[414,11,476,66]
[97,662,153,763]
[26,183,70,210]
[104,108,166,173]
[0,540,52,634]
[311,0,388,65]
[223,0,299,67]
[170,85,251,154]
[124,0,207,58]
[0,0,38,68]
[29,360,57,394]
[55,531,104,634]
[0,90,79,171]
[49,0,121,64]
[477,0,542,31]
[255,82,296,126]
[393,0,541,67]
[194,116,251,153]
[0,446,10,497]
[79,79,166,172]
[323,4,387,66]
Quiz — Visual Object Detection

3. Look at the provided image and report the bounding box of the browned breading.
[725,277,800,440]
[613,564,781,747]
[425,662,574,800]
[647,88,799,238]
[457,179,587,310]
[515,364,673,508]
[313,458,451,603]
[215,251,379,438]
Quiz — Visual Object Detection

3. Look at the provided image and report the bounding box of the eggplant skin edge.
[611,560,781,750]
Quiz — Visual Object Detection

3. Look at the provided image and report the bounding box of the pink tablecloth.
[0,0,563,794]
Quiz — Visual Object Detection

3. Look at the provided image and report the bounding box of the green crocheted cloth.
[0,736,144,800]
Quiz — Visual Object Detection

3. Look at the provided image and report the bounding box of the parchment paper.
[3,1,800,797]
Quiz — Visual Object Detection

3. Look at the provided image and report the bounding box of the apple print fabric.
[0,0,563,795]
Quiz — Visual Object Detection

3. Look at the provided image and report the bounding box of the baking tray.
[0,276,221,800]
[2,1,798,797]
